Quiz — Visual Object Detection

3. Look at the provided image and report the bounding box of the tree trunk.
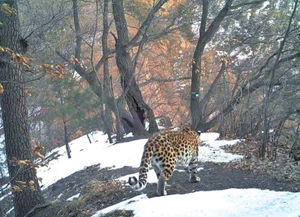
[63,118,71,159]
[102,0,123,141]
[190,0,233,131]
[86,133,92,144]
[261,0,298,158]
[112,0,159,136]
[71,0,125,139]
[58,87,72,158]
[0,1,45,216]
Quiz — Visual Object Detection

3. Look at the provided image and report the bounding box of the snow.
[0,134,8,176]
[37,132,110,189]
[3,130,300,217]
[67,193,81,201]
[0,191,11,201]
[87,131,299,217]
[199,133,243,163]
[200,132,220,141]
[37,132,242,189]
[37,131,241,189]
[37,132,148,189]
[5,207,14,216]
[92,189,300,217]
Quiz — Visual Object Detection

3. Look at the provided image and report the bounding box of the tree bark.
[112,0,161,135]
[70,0,127,139]
[57,86,72,158]
[63,118,71,159]
[0,1,45,216]
[190,0,233,130]
[261,0,298,158]
[102,0,124,141]
[72,0,82,60]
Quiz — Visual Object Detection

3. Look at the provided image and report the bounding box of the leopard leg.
[157,176,167,196]
[157,163,175,196]
[152,160,165,195]
[153,163,161,180]
[187,156,200,183]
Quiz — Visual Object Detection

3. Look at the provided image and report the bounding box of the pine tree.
[0,1,45,216]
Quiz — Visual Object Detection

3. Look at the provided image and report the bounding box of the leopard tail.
[128,142,153,191]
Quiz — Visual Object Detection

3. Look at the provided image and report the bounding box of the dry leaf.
[34,151,45,160]
[4,47,13,56]
[41,64,53,71]
[24,90,32,97]
[15,180,27,185]
[20,56,31,65]
[11,185,22,192]
[17,160,30,166]
[34,145,44,152]
[1,3,16,16]
[55,64,64,73]
[29,184,36,191]
[28,180,35,186]
[11,157,17,162]
[71,56,79,64]
[0,83,4,95]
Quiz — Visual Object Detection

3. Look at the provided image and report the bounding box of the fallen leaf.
[0,83,4,94]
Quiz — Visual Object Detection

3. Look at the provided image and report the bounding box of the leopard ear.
[197,131,201,135]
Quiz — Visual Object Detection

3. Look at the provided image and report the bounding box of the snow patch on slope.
[92,189,300,217]
[37,132,242,189]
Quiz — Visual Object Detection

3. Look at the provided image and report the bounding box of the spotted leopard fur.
[128,128,201,196]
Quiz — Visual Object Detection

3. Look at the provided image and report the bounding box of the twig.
[139,76,191,87]
[230,0,268,10]
[24,202,52,217]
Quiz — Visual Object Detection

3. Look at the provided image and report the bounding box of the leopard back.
[128,128,201,194]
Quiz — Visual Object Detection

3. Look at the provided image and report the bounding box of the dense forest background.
[0,0,299,216]
[3,0,297,154]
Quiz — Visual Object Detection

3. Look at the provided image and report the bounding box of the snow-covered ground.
[2,131,300,217]
[92,189,300,217]
[37,132,148,189]
[37,131,242,189]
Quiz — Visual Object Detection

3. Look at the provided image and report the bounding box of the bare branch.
[200,61,226,106]
[139,76,191,87]
[72,0,82,60]
[199,0,208,40]
[128,0,168,48]
[204,0,234,44]
[261,0,299,156]
[230,0,268,10]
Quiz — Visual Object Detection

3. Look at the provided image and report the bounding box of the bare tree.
[188,0,294,133]
[261,0,298,158]
[111,0,167,135]
[190,0,234,130]
[69,0,124,141]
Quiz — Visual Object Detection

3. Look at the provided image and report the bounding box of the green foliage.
[28,68,102,150]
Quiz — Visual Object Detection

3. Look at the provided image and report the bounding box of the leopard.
[128,128,201,196]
